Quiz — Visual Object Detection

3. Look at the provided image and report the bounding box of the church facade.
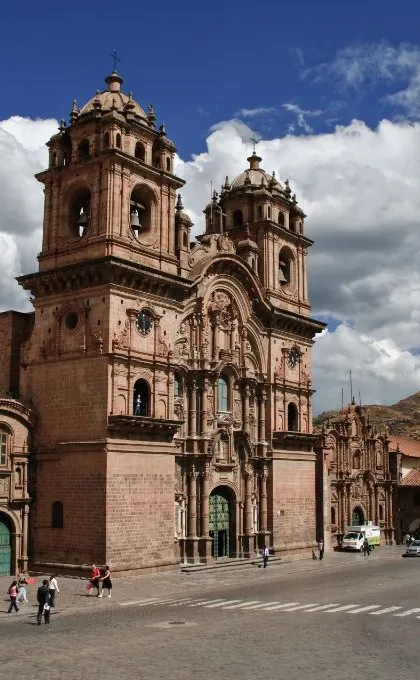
[0,69,325,576]
[316,402,399,548]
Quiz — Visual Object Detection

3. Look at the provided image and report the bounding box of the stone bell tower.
[18,70,190,574]
[38,70,185,275]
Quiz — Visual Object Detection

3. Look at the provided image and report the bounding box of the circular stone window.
[65,312,79,331]
[135,310,153,335]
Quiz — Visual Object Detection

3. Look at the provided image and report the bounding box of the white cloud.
[282,102,323,134]
[0,116,58,310]
[311,42,420,119]
[4,110,420,414]
[235,107,277,118]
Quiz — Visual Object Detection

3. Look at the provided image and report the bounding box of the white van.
[341,524,381,551]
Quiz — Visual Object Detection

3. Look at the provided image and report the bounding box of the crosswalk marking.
[304,604,340,612]
[348,605,381,614]
[205,600,242,608]
[189,599,226,607]
[116,596,420,622]
[323,604,359,613]
[169,599,196,607]
[223,601,262,610]
[395,608,420,617]
[119,598,159,607]
[262,602,300,611]
[370,606,402,615]
[280,603,319,612]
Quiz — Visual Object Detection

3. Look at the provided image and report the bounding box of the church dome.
[80,72,148,121]
[231,153,284,191]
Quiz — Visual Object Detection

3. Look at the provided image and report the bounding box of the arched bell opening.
[116,133,122,149]
[103,132,110,148]
[130,185,154,239]
[287,402,298,432]
[209,486,236,558]
[232,209,243,227]
[278,211,285,226]
[68,186,91,239]
[77,139,90,161]
[135,142,146,162]
[133,379,150,417]
[278,247,294,287]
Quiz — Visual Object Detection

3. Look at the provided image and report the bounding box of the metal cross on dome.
[109,50,121,72]
[250,133,259,154]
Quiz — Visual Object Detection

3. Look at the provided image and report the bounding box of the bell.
[77,207,89,228]
[278,265,287,283]
[130,210,140,228]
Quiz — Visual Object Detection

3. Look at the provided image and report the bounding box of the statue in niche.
[134,395,142,416]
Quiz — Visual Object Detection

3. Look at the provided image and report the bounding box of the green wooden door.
[0,519,11,576]
[209,491,231,558]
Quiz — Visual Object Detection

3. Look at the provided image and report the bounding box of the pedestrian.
[17,570,29,603]
[363,538,370,556]
[7,580,19,613]
[87,564,101,597]
[404,532,411,547]
[37,579,51,625]
[262,545,270,569]
[49,574,60,607]
[100,565,112,598]
[318,539,324,561]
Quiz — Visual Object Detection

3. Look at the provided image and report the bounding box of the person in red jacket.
[87,564,101,597]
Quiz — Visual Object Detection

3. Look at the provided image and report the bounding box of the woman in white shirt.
[49,575,60,608]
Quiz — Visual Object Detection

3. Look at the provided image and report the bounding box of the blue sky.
[3,0,420,412]
[2,0,420,158]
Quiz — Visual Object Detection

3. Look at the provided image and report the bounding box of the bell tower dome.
[37,69,185,275]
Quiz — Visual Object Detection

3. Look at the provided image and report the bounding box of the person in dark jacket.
[37,580,51,625]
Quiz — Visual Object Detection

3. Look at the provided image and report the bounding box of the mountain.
[313,392,420,440]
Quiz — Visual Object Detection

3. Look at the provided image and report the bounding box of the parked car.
[405,540,420,557]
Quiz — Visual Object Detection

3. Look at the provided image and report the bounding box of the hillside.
[314,392,420,440]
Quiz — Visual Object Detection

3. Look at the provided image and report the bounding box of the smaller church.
[0,68,326,576]
[316,401,399,548]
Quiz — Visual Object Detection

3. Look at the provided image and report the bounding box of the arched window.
[287,402,298,431]
[174,373,182,398]
[52,501,64,529]
[331,507,336,525]
[103,132,110,147]
[278,252,291,285]
[232,209,243,227]
[217,375,229,411]
[77,139,90,160]
[166,157,171,172]
[182,232,188,248]
[133,379,150,417]
[68,186,91,239]
[267,205,271,219]
[353,451,361,469]
[257,205,263,219]
[135,142,146,161]
[116,133,122,149]
[0,429,9,466]
[379,505,384,521]
[278,211,285,226]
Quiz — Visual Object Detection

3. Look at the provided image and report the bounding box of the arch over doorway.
[0,513,13,576]
[352,506,365,526]
[209,486,236,558]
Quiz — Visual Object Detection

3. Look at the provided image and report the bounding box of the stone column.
[189,380,197,437]
[188,471,198,537]
[244,471,253,535]
[258,390,267,443]
[21,506,29,568]
[201,378,208,436]
[259,469,268,533]
[243,384,250,435]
